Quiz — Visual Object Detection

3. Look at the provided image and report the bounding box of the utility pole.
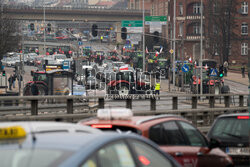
[173,0,176,90]
[142,0,145,72]
[43,0,46,55]
[200,0,203,95]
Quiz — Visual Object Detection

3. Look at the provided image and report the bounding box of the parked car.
[207,113,249,167]
[0,121,181,167]
[79,109,234,167]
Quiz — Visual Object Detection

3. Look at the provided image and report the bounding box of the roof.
[0,121,102,134]
[216,113,249,118]
[79,115,184,127]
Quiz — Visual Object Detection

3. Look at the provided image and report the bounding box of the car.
[79,108,234,167]
[0,122,181,167]
[207,113,250,167]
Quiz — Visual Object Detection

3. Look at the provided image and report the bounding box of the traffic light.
[30,23,34,31]
[2,70,5,76]
[121,27,127,40]
[206,67,211,76]
[153,31,159,43]
[47,23,51,32]
[218,65,224,77]
[92,24,98,37]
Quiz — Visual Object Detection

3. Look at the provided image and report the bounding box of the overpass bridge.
[4,5,150,22]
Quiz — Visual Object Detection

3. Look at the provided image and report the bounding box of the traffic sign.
[169,49,174,54]
[62,61,70,70]
[78,41,83,46]
[145,16,167,22]
[210,68,218,76]
[182,64,190,73]
[122,20,143,27]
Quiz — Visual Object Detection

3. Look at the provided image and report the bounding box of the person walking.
[12,74,16,89]
[223,61,228,76]
[154,81,161,99]
[8,75,13,90]
[241,64,245,78]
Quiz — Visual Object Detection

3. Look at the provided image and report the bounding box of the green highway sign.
[122,20,143,27]
[145,16,167,22]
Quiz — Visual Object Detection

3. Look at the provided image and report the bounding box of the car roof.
[79,114,185,127]
[216,112,249,118]
[0,121,102,134]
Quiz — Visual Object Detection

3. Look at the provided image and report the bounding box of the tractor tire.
[117,84,130,96]
[37,84,48,96]
[209,85,220,95]
[23,85,32,96]
[221,85,230,94]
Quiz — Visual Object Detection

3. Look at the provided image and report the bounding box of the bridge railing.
[0,93,248,129]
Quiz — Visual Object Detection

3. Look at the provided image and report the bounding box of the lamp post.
[43,0,46,55]
[200,0,203,95]
[173,0,176,90]
[142,0,145,72]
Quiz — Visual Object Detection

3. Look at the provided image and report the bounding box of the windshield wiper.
[223,132,242,139]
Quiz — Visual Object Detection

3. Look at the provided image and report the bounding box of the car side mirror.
[208,138,221,149]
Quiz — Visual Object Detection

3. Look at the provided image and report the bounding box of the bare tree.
[206,0,238,64]
[0,2,20,60]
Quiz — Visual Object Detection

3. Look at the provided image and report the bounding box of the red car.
[79,109,233,167]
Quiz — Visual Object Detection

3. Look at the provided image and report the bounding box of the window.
[97,141,135,167]
[130,140,173,167]
[193,24,200,34]
[178,121,207,147]
[241,43,248,55]
[149,121,186,146]
[179,3,183,15]
[179,22,183,36]
[241,2,248,14]
[241,22,248,35]
[193,3,201,14]
[82,156,97,167]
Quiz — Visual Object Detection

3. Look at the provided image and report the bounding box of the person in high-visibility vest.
[154,82,161,96]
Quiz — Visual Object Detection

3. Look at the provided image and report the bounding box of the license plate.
[225,147,250,155]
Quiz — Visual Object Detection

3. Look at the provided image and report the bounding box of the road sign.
[210,68,218,76]
[182,64,190,73]
[169,49,174,54]
[78,41,83,46]
[145,16,167,22]
[122,20,143,27]
[63,61,70,70]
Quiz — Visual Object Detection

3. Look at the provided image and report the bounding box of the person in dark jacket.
[31,83,39,96]
[241,65,245,78]
[8,75,13,90]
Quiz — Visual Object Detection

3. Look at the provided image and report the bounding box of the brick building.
[130,0,249,65]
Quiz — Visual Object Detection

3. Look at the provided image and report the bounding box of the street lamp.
[200,0,203,95]
[43,0,46,55]
[142,0,145,72]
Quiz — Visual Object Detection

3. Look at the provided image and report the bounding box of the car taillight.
[138,156,151,166]
[91,124,112,128]
[237,116,249,119]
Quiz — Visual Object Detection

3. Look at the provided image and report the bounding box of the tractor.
[107,70,153,96]
[23,69,74,96]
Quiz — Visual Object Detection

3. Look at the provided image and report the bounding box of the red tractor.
[107,70,153,96]
[23,69,73,96]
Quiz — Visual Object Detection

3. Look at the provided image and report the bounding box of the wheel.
[221,85,230,94]
[23,85,32,96]
[37,84,48,96]
[209,85,220,95]
[118,85,129,96]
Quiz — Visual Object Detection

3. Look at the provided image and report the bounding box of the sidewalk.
[224,72,249,86]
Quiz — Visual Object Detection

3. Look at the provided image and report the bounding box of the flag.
[155,51,159,57]
[123,46,126,51]
[146,47,149,54]
[194,61,197,68]
[189,57,192,63]
[204,64,208,70]
[46,52,50,55]
[160,47,163,53]
[114,46,117,51]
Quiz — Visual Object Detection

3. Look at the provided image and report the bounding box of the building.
[128,0,152,10]
[150,0,249,65]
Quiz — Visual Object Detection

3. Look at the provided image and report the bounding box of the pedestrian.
[8,75,13,90]
[241,64,245,78]
[223,61,228,76]
[12,74,16,89]
[31,83,39,96]
[154,81,161,99]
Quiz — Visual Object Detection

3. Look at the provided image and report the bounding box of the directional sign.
[182,64,190,73]
[210,68,218,76]
[122,20,143,27]
[62,61,70,70]
[145,16,167,22]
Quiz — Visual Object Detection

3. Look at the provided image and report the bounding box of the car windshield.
[209,117,249,141]
[0,149,73,167]
[55,55,66,59]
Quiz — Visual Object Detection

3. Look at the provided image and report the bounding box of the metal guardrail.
[0,93,248,127]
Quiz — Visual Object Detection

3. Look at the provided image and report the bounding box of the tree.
[206,0,238,64]
[0,2,20,60]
